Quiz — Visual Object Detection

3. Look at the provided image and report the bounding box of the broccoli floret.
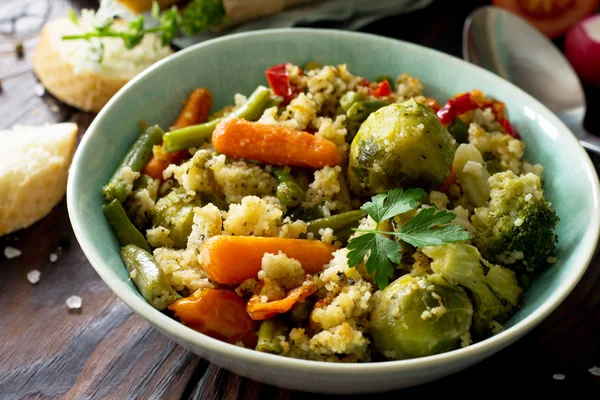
[423,243,522,337]
[471,171,559,273]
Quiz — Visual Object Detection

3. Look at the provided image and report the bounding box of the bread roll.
[0,123,78,236]
[32,17,173,113]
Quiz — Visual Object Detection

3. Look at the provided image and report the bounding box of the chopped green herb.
[346,188,472,289]
[63,0,228,58]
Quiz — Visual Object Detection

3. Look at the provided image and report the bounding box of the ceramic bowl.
[67,29,600,394]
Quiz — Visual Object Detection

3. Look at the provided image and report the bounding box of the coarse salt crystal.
[34,84,45,97]
[524,193,533,202]
[589,366,600,376]
[49,253,58,263]
[552,373,565,381]
[27,270,41,284]
[66,296,82,309]
[4,246,22,259]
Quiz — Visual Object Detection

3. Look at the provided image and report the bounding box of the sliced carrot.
[200,235,336,285]
[211,118,341,169]
[168,288,257,348]
[170,87,214,131]
[439,165,458,194]
[247,276,317,320]
[142,144,188,181]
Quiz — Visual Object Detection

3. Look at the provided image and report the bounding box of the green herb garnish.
[63,0,228,51]
[347,188,472,289]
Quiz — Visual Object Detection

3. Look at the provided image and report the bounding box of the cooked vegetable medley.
[103,63,559,362]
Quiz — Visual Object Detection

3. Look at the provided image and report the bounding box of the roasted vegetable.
[169,288,257,348]
[121,244,178,310]
[200,236,336,285]
[152,187,204,248]
[471,171,559,272]
[369,274,473,360]
[103,125,164,202]
[348,99,455,196]
[104,199,151,252]
[423,243,522,337]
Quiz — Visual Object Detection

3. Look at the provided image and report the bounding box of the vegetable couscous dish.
[102,62,559,362]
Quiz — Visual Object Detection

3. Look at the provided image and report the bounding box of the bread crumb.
[4,246,22,259]
[49,253,58,263]
[27,270,41,284]
[66,295,82,309]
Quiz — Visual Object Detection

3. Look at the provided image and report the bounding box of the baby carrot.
[142,144,188,181]
[169,288,257,348]
[200,236,336,285]
[170,87,213,131]
[247,277,317,320]
[211,118,341,169]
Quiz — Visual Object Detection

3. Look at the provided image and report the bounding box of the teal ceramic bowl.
[67,29,600,394]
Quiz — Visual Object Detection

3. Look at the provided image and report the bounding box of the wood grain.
[1,0,600,399]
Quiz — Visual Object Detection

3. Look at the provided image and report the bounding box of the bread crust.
[0,123,78,236]
[32,21,130,113]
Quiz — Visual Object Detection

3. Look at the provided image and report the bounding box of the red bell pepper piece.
[437,93,479,124]
[498,117,520,139]
[266,64,295,105]
[371,80,392,97]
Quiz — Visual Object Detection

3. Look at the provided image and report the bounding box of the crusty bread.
[32,17,173,113]
[0,123,78,236]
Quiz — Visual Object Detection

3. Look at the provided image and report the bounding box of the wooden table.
[1,0,599,398]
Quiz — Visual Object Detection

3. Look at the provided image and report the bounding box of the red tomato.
[493,0,600,38]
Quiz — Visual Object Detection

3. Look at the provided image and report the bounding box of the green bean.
[120,244,178,310]
[102,125,164,203]
[375,75,395,90]
[272,167,304,207]
[340,91,364,112]
[336,173,352,212]
[332,227,354,246]
[448,118,469,144]
[103,199,151,252]
[264,95,283,110]
[288,301,312,325]
[346,101,389,121]
[132,174,152,191]
[288,206,324,221]
[256,319,287,354]
[163,86,273,152]
[200,193,228,211]
[306,210,366,235]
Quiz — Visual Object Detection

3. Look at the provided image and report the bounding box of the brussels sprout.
[369,274,473,360]
[348,99,455,196]
[152,188,205,248]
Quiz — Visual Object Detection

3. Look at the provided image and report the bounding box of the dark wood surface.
[1,0,599,398]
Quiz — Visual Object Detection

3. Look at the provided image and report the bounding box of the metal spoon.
[463,5,600,154]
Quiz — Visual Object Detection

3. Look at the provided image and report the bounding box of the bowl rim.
[68,27,600,375]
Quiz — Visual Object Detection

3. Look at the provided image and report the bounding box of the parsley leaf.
[393,207,472,248]
[347,232,401,290]
[361,187,423,225]
[346,188,472,289]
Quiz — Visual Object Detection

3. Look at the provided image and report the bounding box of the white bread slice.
[0,123,78,236]
[32,17,173,113]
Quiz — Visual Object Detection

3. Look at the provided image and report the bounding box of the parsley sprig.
[63,0,228,51]
[347,188,472,289]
